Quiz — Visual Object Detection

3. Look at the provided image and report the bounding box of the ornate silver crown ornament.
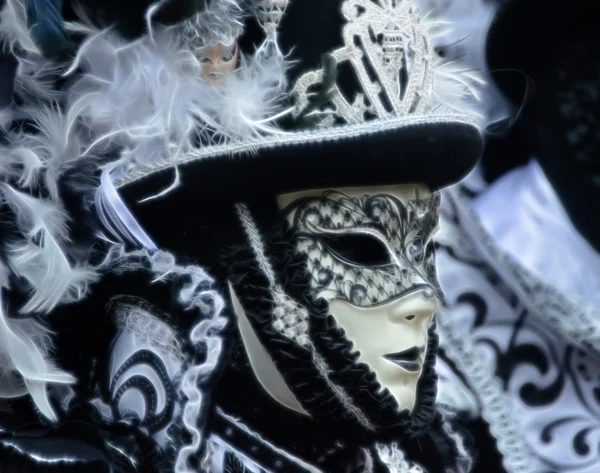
[292,0,434,126]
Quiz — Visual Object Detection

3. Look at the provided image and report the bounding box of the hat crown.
[291,0,433,126]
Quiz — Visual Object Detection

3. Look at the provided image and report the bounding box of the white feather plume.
[64,22,288,170]
[430,57,485,119]
[176,0,256,48]
[13,56,64,103]
[420,11,485,121]
[0,184,97,314]
[0,106,13,131]
[0,0,40,54]
[207,53,289,142]
[0,261,76,422]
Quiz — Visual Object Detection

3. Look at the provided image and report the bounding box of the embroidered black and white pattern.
[436,186,600,473]
[284,190,441,307]
[89,299,185,447]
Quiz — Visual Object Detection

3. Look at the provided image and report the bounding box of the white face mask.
[278,184,440,412]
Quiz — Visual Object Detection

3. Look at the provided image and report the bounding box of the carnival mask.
[199,42,239,84]
[278,185,440,412]
[228,184,442,426]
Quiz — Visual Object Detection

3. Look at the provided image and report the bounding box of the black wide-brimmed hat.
[76,0,485,206]
[486,0,600,252]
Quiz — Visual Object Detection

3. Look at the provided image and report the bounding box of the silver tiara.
[292,0,435,127]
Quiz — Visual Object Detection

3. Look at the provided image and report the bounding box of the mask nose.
[386,301,436,326]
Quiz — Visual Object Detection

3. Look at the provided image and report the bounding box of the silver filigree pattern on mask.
[284,190,440,307]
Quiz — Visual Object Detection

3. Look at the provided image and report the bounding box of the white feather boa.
[65,21,288,171]
[0,261,76,422]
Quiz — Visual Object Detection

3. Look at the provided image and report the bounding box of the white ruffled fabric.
[473,159,600,315]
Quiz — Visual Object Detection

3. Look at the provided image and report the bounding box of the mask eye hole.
[323,234,391,267]
[405,314,416,321]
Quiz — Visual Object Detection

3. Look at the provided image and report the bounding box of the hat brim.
[117,117,482,206]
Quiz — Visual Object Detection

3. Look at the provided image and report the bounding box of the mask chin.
[325,290,437,415]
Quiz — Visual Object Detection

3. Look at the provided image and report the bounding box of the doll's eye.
[324,234,391,267]
[222,53,234,61]
[200,57,212,63]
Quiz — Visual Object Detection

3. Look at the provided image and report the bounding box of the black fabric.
[530,38,600,253]
[62,0,209,40]
[0,52,16,108]
[485,0,585,107]
[0,444,108,473]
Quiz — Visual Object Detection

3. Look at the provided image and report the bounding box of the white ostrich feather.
[0,104,85,199]
[0,262,76,422]
[205,53,289,143]
[64,22,288,170]
[0,0,40,54]
[0,184,97,314]
[176,0,258,49]
[419,11,486,121]
[430,57,485,119]
[0,106,13,130]
[13,56,63,103]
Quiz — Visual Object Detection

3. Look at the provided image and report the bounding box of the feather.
[0,262,76,422]
[0,184,97,314]
[176,0,257,48]
[0,0,40,54]
[94,168,158,250]
[430,57,485,119]
[26,0,72,58]
[13,55,63,102]
[0,106,13,131]
[207,52,289,142]
[63,23,288,173]
[3,103,85,199]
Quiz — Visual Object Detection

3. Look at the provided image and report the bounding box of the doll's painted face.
[277,185,440,412]
[198,42,239,84]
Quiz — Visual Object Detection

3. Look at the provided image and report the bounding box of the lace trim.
[114,303,185,362]
[376,443,426,473]
[114,113,478,190]
[436,312,536,473]
[449,186,600,355]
